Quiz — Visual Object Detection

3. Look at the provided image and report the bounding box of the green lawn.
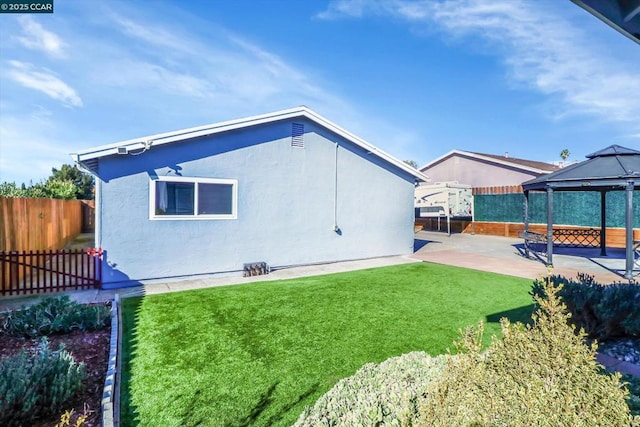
[120,262,534,426]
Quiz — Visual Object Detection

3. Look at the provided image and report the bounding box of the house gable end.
[72,107,427,183]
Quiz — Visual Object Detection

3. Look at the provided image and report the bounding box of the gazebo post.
[600,191,607,256]
[523,190,530,257]
[546,187,554,266]
[624,182,634,280]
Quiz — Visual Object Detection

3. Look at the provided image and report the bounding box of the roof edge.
[419,149,555,174]
[71,106,428,182]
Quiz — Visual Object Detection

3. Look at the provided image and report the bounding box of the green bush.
[622,373,640,417]
[531,273,640,339]
[0,296,110,338]
[294,351,449,426]
[0,338,86,426]
[417,281,636,426]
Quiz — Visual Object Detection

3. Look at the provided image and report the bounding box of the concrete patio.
[411,230,639,284]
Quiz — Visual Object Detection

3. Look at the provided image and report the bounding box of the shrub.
[0,338,86,426]
[531,273,640,339]
[622,373,640,417]
[0,296,110,338]
[294,351,449,426]
[417,280,636,426]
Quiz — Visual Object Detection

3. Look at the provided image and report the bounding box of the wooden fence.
[0,197,92,252]
[473,185,523,195]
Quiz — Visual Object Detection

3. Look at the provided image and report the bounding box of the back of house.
[72,107,427,287]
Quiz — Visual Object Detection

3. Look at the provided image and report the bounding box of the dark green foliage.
[0,163,94,200]
[403,159,419,169]
[417,281,635,426]
[531,273,640,339]
[0,180,75,199]
[0,339,86,426]
[621,373,640,416]
[0,296,111,338]
[48,164,94,200]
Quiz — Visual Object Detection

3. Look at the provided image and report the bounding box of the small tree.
[560,148,570,161]
[48,164,94,200]
[0,180,75,199]
[0,164,94,200]
[403,160,419,169]
[43,180,76,200]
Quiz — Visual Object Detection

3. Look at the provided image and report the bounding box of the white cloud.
[319,0,640,132]
[0,107,69,184]
[0,2,419,184]
[97,59,215,98]
[16,15,66,58]
[90,13,347,114]
[4,61,82,108]
[112,15,198,55]
[316,0,372,19]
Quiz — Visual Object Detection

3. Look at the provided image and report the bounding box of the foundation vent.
[243,262,270,277]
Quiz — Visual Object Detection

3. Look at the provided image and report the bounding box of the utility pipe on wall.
[333,141,340,233]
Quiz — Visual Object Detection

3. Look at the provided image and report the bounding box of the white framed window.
[149,176,237,220]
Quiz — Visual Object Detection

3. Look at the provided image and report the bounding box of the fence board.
[473,185,522,195]
[0,248,102,295]
[0,197,86,252]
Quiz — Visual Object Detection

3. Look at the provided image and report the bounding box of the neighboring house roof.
[71,106,428,182]
[419,149,559,175]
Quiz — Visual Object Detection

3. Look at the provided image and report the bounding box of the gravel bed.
[598,339,640,365]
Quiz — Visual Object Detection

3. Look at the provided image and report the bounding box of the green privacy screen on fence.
[474,191,640,227]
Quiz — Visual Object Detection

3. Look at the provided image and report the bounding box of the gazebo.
[522,145,640,280]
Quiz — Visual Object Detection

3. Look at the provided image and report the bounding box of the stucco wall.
[422,154,540,187]
[95,118,416,285]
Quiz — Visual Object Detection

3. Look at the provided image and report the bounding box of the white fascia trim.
[300,108,429,181]
[419,149,552,174]
[418,149,461,171]
[71,106,429,182]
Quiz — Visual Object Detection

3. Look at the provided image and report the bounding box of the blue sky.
[1,0,639,185]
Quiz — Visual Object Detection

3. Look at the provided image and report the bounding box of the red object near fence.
[0,248,102,296]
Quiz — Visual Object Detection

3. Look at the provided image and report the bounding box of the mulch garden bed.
[0,327,111,426]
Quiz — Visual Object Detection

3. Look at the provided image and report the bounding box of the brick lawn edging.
[102,294,120,427]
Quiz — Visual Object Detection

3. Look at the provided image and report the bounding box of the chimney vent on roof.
[504,152,509,158]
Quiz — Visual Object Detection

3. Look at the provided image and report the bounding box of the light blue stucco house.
[72,107,428,287]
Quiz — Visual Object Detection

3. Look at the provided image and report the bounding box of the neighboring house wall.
[95,118,416,285]
[421,154,543,187]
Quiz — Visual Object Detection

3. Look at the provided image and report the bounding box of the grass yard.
[120,262,534,426]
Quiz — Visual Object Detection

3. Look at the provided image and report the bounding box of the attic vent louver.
[291,123,304,148]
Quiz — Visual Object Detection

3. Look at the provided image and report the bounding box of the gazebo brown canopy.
[522,145,640,280]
